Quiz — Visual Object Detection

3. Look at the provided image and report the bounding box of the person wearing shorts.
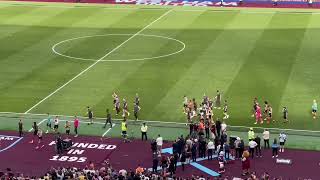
[46,113,52,134]
[36,129,44,149]
[283,107,288,123]
[279,132,287,152]
[183,95,188,114]
[65,121,71,135]
[133,103,141,121]
[254,105,263,124]
[312,100,317,119]
[135,93,140,106]
[215,90,221,109]
[87,106,93,125]
[122,99,130,117]
[223,100,229,120]
[267,105,273,124]
[53,116,59,133]
[264,101,268,120]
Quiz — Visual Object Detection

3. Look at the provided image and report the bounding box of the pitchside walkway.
[0,130,319,178]
[1,112,320,150]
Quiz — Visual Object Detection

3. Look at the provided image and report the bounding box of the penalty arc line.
[23,9,173,114]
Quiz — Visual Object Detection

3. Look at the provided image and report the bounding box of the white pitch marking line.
[28,118,47,132]
[24,9,173,114]
[52,34,186,62]
[102,123,116,137]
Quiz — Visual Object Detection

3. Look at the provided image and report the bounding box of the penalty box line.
[23,9,173,114]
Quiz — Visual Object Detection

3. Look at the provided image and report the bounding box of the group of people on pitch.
[252,98,318,124]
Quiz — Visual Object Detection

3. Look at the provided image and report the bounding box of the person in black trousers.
[180,152,186,171]
[103,109,112,128]
[173,153,179,171]
[189,122,194,135]
[152,157,158,173]
[200,140,207,158]
[177,136,185,157]
[141,123,148,141]
[168,156,175,176]
[221,132,227,145]
[239,140,244,159]
[191,143,197,162]
[18,119,23,137]
[172,140,178,154]
[216,119,221,138]
[205,119,210,139]
[56,133,63,155]
[255,136,262,157]
[151,139,157,153]
[224,143,230,160]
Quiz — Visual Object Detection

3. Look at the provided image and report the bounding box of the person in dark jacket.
[200,140,207,158]
[173,153,179,171]
[220,132,228,145]
[214,137,220,154]
[18,119,23,137]
[223,143,230,160]
[205,119,210,139]
[216,119,221,138]
[56,133,63,155]
[180,152,186,171]
[177,136,185,156]
[239,140,245,158]
[172,140,178,154]
[254,135,262,157]
[168,156,175,176]
[161,156,168,173]
[152,157,158,173]
[191,143,197,162]
[151,139,157,153]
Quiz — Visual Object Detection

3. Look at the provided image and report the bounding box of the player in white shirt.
[183,95,188,114]
[263,129,270,148]
[54,116,59,133]
[279,132,287,152]
[221,121,227,134]
[248,140,257,159]
[156,134,163,152]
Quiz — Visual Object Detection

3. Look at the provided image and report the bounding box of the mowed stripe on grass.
[279,14,320,131]
[0,6,320,131]
[27,10,171,115]
[0,8,140,112]
[225,13,312,128]
[92,11,232,119]
[150,12,275,122]
[91,10,206,114]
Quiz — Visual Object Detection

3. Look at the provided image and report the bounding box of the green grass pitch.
[1,1,320,149]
